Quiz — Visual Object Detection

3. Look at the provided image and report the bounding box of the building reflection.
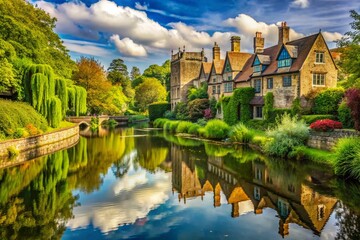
[171,143,338,238]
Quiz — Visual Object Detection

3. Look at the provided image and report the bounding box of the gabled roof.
[235,33,320,83]
[256,54,271,65]
[198,62,212,79]
[223,52,252,73]
[213,59,225,74]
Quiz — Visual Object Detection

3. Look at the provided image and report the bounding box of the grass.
[203,119,230,139]
[289,146,335,164]
[229,123,255,143]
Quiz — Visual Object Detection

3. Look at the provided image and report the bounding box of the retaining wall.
[0,125,79,168]
[307,129,360,151]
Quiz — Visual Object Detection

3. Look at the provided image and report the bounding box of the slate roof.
[199,62,212,79]
[235,33,320,83]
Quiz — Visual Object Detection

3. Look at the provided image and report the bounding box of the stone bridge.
[66,116,129,126]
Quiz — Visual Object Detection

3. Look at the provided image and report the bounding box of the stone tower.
[170,47,206,110]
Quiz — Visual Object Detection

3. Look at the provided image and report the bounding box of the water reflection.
[0,128,360,239]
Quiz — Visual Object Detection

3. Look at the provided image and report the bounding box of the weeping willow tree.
[55,79,68,117]
[23,64,87,127]
[67,85,87,117]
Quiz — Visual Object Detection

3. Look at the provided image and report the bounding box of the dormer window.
[278,47,292,68]
[254,65,261,72]
[253,56,261,73]
[225,61,231,72]
[315,52,325,63]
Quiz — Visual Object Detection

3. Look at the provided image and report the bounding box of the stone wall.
[307,129,359,151]
[0,125,79,168]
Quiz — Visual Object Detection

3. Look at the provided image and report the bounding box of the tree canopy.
[135,78,167,111]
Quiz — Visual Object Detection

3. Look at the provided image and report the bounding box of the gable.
[278,46,291,60]
[253,56,261,66]
[224,59,232,73]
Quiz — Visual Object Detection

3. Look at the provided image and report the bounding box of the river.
[0,126,359,239]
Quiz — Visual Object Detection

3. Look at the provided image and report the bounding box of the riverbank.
[0,124,79,168]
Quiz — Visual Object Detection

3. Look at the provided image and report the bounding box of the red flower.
[310,119,343,132]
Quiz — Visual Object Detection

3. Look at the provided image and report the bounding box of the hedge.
[223,87,255,125]
[338,100,354,129]
[148,102,171,121]
[301,114,336,124]
[263,92,274,120]
[313,88,344,115]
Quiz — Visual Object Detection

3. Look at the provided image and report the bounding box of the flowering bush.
[310,119,342,132]
[203,108,212,120]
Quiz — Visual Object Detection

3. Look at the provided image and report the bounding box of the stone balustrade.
[307,129,360,151]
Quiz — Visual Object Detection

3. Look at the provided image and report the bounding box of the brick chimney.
[231,36,241,52]
[278,21,290,45]
[213,42,220,60]
[253,32,264,53]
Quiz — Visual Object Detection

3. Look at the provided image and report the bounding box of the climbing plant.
[223,87,255,125]
[263,92,274,120]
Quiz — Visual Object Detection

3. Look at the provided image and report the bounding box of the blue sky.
[33,0,359,71]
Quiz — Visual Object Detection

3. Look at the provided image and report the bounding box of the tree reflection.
[336,202,360,240]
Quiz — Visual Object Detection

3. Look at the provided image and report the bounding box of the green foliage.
[135,78,167,111]
[164,121,180,133]
[203,119,230,139]
[13,128,29,139]
[174,102,189,120]
[187,83,208,101]
[148,102,171,121]
[333,137,360,181]
[209,96,217,117]
[107,58,133,99]
[153,118,169,128]
[143,60,170,90]
[289,146,335,163]
[55,79,68,117]
[269,108,292,121]
[245,119,275,131]
[263,92,274,120]
[291,97,301,116]
[313,88,345,114]
[48,97,62,128]
[229,123,255,143]
[301,114,336,124]
[338,100,354,128]
[187,98,209,121]
[188,124,201,135]
[196,118,207,126]
[0,58,17,93]
[0,0,76,79]
[223,87,255,125]
[176,121,193,133]
[264,113,309,158]
[0,99,48,138]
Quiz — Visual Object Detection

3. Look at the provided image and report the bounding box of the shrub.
[203,119,230,139]
[204,108,212,120]
[165,121,180,133]
[245,119,275,131]
[174,102,189,120]
[209,97,217,117]
[263,92,274,120]
[188,124,201,135]
[229,123,254,143]
[196,118,207,127]
[223,87,255,125]
[313,88,345,114]
[291,98,301,116]
[268,108,292,122]
[176,121,193,133]
[153,118,169,128]
[264,113,309,158]
[0,99,48,138]
[148,102,171,121]
[13,128,29,139]
[345,88,360,130]
[187,84,208,101]
[25,124,41,136]
[333,137,360,180]
[338,100,354,129]
[301,114,336,124]
[187,98,209,121]
[310,119,343,132]
[164,110,176,120]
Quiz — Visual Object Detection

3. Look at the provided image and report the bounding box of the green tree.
[130,66,141,80]
[135,78,167,111]
[337,10,360,88]
[0,59,16,93]
[143,60,170,90]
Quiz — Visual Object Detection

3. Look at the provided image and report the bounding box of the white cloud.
[62,39,111,57]
[110,35,148,57]
[291,0,310,8]
[67,170,172,233]
[134,2,148,11]
[322,31,342,42]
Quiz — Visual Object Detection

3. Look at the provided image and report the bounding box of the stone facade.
[0,125,79,168]
[170,49,206,110]
[307,129,360,151]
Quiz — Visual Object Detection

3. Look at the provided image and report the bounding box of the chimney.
[278,21,290,45]
[253,32,265,53]
[213,42,220,60]
[231,36,241,52]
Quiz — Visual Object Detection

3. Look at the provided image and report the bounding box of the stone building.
[170,47,206,110]
[235,22,338,119]
[207,42,225,101]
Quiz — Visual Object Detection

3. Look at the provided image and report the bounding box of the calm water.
[0,126,359,240]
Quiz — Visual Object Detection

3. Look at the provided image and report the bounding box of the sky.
[32,0,359,71]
